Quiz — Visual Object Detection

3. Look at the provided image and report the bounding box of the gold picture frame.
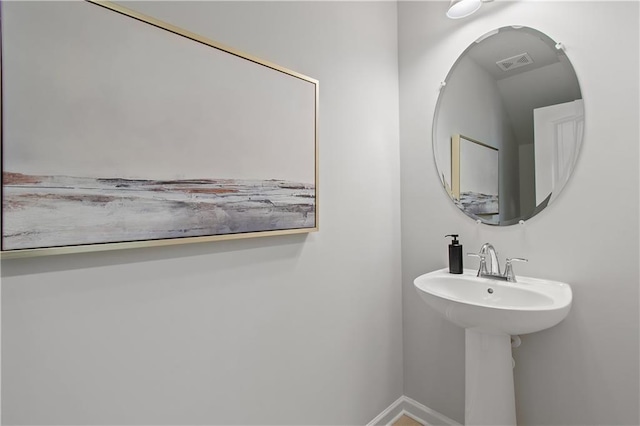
[1,1,319,258]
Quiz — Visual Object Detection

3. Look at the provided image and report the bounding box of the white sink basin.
[414,268,573,424]
[414,268,572,335]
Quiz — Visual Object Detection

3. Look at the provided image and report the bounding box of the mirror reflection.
[452,135,500,224]
[433,26,583,225]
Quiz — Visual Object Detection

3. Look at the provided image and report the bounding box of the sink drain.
[487,288,494,294]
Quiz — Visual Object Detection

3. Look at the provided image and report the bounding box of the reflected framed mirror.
[433,26,583,225]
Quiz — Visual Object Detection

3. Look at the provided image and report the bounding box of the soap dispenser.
[445,234,463,274]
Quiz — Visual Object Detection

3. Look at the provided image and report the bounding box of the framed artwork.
[451,134,499,224]
[1,1,319,258]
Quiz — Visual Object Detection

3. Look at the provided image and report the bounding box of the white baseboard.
[367,395,461,426]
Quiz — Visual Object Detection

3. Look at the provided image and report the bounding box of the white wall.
[399,1,639,425]
[1,2,403,424]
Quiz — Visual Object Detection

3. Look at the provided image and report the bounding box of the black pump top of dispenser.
[445,234,460,245]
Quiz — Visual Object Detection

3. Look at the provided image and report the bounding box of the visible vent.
[496,52,534,72]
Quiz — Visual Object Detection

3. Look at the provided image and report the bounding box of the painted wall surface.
[1,2,403,424]
[399,1,639,425]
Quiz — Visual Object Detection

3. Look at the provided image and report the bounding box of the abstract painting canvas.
[451,135,499,224]
[1,1,318,257]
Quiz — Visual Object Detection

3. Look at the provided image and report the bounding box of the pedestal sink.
[414,268,572,425]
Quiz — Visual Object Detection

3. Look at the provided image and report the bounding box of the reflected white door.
[533,99,584,205]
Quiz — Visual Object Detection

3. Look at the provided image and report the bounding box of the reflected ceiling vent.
[496,53,534,72]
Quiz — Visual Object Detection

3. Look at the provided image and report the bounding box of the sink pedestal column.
[465,329,516,425]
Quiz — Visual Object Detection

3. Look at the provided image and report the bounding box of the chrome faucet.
[467,243,528,282]
[480,243,500,276]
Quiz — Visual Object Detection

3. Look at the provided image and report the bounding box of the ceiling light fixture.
[446,0,494,19]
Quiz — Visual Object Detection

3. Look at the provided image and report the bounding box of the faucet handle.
[467,253,485,258]
[504,258,528,282]
[467,253,488,277]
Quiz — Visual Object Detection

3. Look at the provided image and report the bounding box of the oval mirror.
[433,26,583,225]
